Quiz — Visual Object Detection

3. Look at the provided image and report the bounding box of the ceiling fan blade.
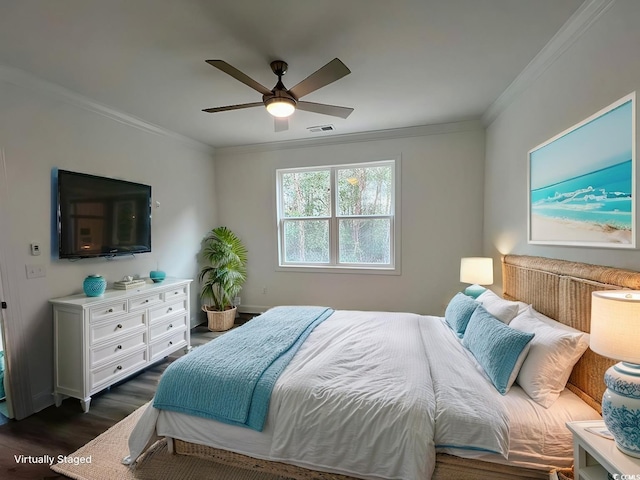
[206,60,272,96]
[297,101,354,119]
[274,117,289,132]
[202,102,264,113]
[289,58,351,99]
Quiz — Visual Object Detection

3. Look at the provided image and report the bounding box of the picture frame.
[528,92,636,248]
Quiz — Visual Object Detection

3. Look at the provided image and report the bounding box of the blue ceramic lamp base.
[602,362,640,458]
[464,284,487,299]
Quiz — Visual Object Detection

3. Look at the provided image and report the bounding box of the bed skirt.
[171,438,551,480]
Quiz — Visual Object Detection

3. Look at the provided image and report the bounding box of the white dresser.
[50,278,192,412]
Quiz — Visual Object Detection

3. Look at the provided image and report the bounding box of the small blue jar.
[150,270,166,283]
[83,275,107,297]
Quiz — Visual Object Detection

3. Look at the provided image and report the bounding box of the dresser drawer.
[89,301,128,323]
[90,331,146,368]
[150,330,188,362]
[90,349,147,391]
[149,314,188,341]
[128,292,163,311]
[149,300,186,324]
[90,313,146,345]
[162,285,188,300]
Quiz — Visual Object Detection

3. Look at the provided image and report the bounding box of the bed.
[125,255,640,479]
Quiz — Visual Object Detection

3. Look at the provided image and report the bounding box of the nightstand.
[567,420,640,479]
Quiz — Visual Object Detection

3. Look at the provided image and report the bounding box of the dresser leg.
[54,393,64,407]
[80,397,91,413]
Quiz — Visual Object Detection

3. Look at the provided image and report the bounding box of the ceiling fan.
[202,58,354,132]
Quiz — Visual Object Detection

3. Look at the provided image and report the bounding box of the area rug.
[50,403,290,480]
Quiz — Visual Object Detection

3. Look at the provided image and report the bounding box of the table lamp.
[460,257,494,299]
[590,290,640,458]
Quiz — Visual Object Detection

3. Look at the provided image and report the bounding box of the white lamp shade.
[460,257,494,285]
[591,290,640,364]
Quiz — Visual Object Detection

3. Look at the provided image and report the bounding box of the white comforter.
[126,310,509,480]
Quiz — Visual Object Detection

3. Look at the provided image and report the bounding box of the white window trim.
[275,158,401,275]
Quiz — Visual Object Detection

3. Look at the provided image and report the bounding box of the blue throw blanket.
[153,305,334,431]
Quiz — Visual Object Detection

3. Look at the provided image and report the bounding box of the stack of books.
[113,279,147,290]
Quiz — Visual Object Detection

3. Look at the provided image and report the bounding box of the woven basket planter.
[555,467,574,480]
[202,306,236,332]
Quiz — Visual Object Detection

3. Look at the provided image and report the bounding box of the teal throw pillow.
[445,292,479,337]
[462,306,534,394]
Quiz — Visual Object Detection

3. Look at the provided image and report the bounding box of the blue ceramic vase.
[83,275,107,297]
[150,270,166,283]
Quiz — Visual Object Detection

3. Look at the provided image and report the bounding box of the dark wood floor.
[0,320,248,480]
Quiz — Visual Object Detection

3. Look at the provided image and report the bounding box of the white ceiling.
[0,0,586,149]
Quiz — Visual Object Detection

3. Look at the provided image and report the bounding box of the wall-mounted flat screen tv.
[57,169,152,258]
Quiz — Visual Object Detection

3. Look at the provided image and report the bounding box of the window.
[276,160,398,272]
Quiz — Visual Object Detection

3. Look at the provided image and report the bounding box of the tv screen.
[57,170,152,258]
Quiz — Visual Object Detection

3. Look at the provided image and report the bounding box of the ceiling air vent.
[307,124,335,133]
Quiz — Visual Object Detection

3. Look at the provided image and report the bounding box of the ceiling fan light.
[266,98,296,118]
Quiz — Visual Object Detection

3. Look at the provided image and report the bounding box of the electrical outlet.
[262,286,268,295]
[25,264,46,279]
[233,296,241,306]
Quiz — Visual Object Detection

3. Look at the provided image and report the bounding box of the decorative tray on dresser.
[50,278,192,412]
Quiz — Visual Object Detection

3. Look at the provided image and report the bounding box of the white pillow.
[475,289,521,324]
[509,307,589,408]
[528,305,591,339]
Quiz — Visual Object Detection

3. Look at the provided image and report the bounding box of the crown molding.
[215,118,483,156]
[482,0,617,126]
[0,64,215,155]
[0,61,481,157]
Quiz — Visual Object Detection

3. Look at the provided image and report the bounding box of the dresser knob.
[169,341,173,345]
[167,307,173,312]
[107,308,114,313]
[169,324,173,328]
[116,365,122,370]
[144,299,149,303]
[116,324,123,329]
[116,345,122,350]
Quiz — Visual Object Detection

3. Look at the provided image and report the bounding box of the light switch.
[30,243,41,256]
[26,264,46,279]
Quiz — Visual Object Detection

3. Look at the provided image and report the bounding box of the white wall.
[0,78,217,417]
[215,122,485,316]
[484,0,640,287]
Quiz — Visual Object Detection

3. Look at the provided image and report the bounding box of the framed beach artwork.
[528,92,636,248]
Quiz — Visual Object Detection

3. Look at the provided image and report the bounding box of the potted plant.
[199,226,248,331]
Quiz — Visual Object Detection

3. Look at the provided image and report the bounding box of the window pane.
[282,170,330,217]
[284,220,330,263]
[339,218,391,264]
[337,165,392,216]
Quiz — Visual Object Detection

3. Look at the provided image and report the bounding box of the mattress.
[437,386,600,469]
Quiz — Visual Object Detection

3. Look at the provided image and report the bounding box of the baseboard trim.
[32,390,54,415]
[238,305,270,315]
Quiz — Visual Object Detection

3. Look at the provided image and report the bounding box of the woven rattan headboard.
[502,254,640,413]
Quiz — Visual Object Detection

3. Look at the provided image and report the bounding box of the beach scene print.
[529,97,634,246]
